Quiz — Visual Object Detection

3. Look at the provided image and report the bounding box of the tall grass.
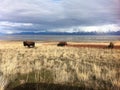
[0,42,119,90]
[0,75,9,90]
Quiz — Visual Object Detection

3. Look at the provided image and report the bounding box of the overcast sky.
[0,0,120,34]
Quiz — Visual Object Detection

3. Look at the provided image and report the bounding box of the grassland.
[0,41,120,90]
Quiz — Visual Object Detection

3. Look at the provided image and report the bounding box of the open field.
[0,41,120,90]
[43,41,120,49]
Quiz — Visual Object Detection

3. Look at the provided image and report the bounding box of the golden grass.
[0,75,9,90]
[0,41,120,90]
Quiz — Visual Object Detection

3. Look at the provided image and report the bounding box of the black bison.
[23,41,35,48]
[108,42,114,49]
[57,41,67,46]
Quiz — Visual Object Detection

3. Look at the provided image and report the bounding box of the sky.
[0,0,120,34]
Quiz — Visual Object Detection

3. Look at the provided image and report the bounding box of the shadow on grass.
[9,83,93,90]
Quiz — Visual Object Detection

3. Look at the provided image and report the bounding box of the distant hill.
[10,31,120,35]
[107,31,120,35]
[11,32,97,35]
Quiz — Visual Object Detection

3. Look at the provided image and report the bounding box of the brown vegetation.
[0,41,120,90]
[67,42,120,49]
[44,41,120,49]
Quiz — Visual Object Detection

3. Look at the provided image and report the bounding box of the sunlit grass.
[0,41,120,90]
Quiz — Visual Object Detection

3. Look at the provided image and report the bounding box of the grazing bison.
[23,41,35,48]
[57,41,67,46]
[108,42,114,49]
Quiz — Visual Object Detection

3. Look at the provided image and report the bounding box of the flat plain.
[0,41,120,90]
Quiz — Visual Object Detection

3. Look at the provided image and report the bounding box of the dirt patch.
[43,41,120,49]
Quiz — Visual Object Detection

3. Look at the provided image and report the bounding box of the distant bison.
[57,41,67,46]
[23,41,35,48]
[108,42,114,49]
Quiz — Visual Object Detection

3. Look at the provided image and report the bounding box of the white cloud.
[0,29,19,34]
[0,0,119,33]
[5,31,14,34]
[51,24,120,33]
[80,24,120,32]
[0,0,64,21]
[0,21,33,27]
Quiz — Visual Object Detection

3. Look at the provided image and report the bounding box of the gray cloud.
[0,0,119,33]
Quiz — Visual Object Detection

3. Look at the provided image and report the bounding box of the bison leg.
[29,45,35,48]
[28,45,31,48]
[32,43,35,47]
[31,45,34,48]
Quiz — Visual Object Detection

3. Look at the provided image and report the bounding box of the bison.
[23,41,35,48]
[108,42,114,49]
[57,41,67,46]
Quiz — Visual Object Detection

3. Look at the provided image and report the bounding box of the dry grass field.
[0,41,120,90]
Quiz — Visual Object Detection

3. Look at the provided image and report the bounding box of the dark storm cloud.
[0,0,119,33]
